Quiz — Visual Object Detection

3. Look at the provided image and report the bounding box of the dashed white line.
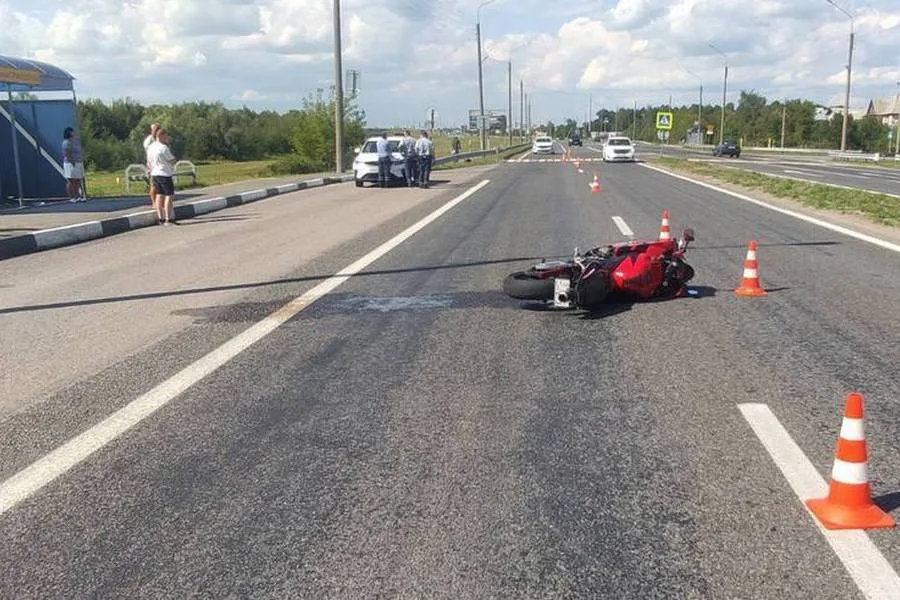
[611,216,634,238]
[640,163,900,254]
[784,169,821,177]
[0,179,493,518]
[739,403,900,600]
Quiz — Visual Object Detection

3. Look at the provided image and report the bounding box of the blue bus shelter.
[0,55,77,205]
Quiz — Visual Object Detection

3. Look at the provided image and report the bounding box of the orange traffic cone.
[734,241,767,297]
[658,210,672,240]
[589,174,601,193]
[806,393,895,530]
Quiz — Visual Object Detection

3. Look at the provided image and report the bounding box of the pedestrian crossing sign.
[656,111,673,131]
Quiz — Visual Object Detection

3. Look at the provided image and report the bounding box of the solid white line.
[738,404,900,600]
[0,179,492,518]
[611,216,634,238]
[640,163,900,254]
[783,169,821,177]
[516,149,531,162]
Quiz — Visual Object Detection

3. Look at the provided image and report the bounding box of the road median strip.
[651,157,900,227]
[0,174,355,261]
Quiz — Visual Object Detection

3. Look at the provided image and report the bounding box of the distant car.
[532,136,554,154]
[602,136,636,162]
[353,136,406,187]
[569,134,583,146]
[713,140,741,158]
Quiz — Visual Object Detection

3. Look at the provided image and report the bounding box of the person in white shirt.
[399,130,417,187]
[143,123,160,208]
[415,130,434,188]
[147,128,178,225]
[375,132,392,188]
[144,123,159,210]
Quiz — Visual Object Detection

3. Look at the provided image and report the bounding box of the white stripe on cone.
[747,250,757,260]
[831,458,869,485]
[743,268,758,279]
[839,418,865,442]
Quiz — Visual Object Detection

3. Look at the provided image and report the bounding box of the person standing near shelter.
[62,127,86,203]
[143,122,160,208]
[415,130,434,189]
[399,130,417,187]
[147,128,178,225]
[376,132,392,188]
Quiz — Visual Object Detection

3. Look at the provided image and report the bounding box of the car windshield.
[607,138,632,146]
[361,140,400,153]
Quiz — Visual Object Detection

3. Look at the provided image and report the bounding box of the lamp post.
[894,81,899,156]
[333,0,344,173]
[825,0,854,151]
[476,0,497,151]
[709,43,728,145]
[684,69,703,143]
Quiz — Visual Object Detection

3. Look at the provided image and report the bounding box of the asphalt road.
[2,148,900,598]
[633,142,900,196]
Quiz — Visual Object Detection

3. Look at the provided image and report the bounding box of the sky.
[2,0,899,128]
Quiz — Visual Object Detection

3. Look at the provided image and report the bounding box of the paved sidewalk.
[0,172,352,260]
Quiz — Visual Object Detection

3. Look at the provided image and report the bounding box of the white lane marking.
[739,404,900,600]
[516,149,531,162]
[0,179,492,518]
[611,216,634,238]
[784,169,821,177]
[640,163,900,254]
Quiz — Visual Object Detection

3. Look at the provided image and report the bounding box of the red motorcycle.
[503,229,696,309]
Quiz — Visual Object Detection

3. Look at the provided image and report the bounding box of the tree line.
[76,89,366,174]
[549,91,893,153]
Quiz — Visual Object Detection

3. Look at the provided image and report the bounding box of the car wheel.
[355,179,363,187]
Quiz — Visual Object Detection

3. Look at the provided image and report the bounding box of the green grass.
[82,137,532,198]
[430,134,524,157]
[84,158,290,198]
[656,158,900,226]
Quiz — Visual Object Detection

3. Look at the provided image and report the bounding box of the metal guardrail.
[433,143,531,166]
[124,160,198,193]
[827,150,881,162]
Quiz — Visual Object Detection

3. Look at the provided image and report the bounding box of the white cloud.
[2,0,899,127]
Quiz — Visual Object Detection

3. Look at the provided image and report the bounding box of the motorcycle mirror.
[682,228,695,242]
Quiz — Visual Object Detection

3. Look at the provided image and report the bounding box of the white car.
[532,136,554,154]
[602,136,636,162]
[353,136,407,187]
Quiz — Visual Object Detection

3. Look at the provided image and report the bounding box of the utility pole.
[709,43,728,145]
[895,81,900,155]
[476,0,496,151]
[632,99,637,139]
[589,92,593,136]
[508,61,513,147]
[333,0,344,173]
[781,102,787,150]
[476,21,486,150]
[826,0,854,151]
[520,80,524,140]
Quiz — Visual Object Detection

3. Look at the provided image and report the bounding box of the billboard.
[468,109,508,133]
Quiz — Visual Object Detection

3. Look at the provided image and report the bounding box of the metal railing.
[432,143,531,166]
[827,150,881,162]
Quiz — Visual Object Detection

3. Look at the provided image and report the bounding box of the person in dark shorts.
[146,128,177,225]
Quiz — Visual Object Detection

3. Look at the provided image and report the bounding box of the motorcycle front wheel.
[502,271,555,300]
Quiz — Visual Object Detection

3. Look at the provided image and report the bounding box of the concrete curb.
[0,174,355,261]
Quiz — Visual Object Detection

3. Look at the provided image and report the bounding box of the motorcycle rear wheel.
[503,271,555,300]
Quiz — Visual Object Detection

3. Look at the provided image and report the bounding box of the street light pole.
[825,0,854,151]
[685,69,702,143]
[476,0,496,151]
[895,81,900,155]
[333,0,344,173]
[709,43,728,145]
[520,80,524,139]
[508,60,513,147]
